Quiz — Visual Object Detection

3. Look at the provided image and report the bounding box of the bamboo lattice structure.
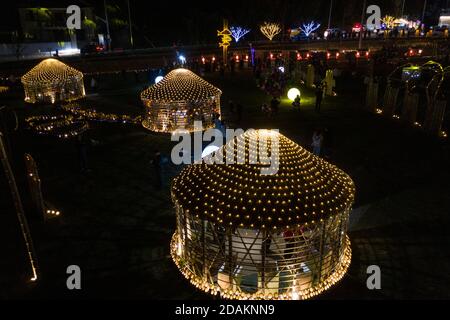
[21,58,85,104]
[170,130,355,300]
[140,69,221,133]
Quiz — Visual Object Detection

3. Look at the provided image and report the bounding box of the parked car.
[80,43,105,55]
[326,49,341,60]
[296,50,312,60]
[405,46,423,57]
[355,48,370,59]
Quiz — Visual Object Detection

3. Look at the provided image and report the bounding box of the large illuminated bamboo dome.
[171,130,355,300]
[140,68,221,132]
[21,58,85,104]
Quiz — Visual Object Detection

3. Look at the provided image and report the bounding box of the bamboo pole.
[0,132,39,282]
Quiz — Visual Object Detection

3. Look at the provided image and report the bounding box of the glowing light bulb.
[287,88,301,101]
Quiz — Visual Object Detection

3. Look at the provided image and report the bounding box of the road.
[0,36,448,77]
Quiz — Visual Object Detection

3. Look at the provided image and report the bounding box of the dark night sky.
[0,0,447,46]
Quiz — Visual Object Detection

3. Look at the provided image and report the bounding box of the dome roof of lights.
[21,58,83,85]
[141,68,222,102]
[172,129,355,229]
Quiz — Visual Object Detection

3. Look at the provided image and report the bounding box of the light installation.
[155,76,164,84]
[381,15,395,29]
[218,19,232,66]
[171,130,355,300]
[21,58,85,104]
[299,21,321,37]
[287,88,301,101]
[260,22,281,41]
[140,68,222,133]
[230,26,251,42]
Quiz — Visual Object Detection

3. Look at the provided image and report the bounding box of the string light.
[230,26,251,42]
[25,114,88,139]
[171,130,355,300]
[62,103,142,124]
[140,68,221,133]
[260,22,281,41]
[299,21,321,37]
[381,15,396,29]
[21,58,85,104]
[218,19,232,65]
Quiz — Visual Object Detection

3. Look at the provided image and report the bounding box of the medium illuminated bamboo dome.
[171,130,355,300]
[140,68,221,132]
[21,58,85,104]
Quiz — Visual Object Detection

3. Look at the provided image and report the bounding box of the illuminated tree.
[230,26,251,42]
[231,26,250,43]
[381,15,396,29]
[259,22,281,41]
[299,21,321,37]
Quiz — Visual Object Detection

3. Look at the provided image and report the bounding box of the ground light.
[287,88,301,101]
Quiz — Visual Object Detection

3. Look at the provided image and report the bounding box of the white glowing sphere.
[201,145,220,158]
[155,76,163,84]
[287,88,301,101]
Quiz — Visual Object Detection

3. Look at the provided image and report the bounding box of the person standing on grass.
[323,127,333,160]
[270,97,280,117]
[315,83,323,113]
[90,76,97,92]
[76,133,89,173]
[292,94,301,109]
[311,129,324,156]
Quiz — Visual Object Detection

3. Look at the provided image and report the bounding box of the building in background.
[438,9,450,27]
[18,6,96,52]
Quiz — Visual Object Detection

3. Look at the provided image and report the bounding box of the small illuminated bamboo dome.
[140,68,221,132]
[21,58,85,104]
[0,86,9,94]
[171,130,355,300]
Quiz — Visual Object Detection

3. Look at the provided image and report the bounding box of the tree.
[259,22,281,41]
[381,15,395,29]
[230,26,250,42]
[299,21,321,37]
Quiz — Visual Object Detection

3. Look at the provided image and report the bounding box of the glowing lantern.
[287,88,301,101]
